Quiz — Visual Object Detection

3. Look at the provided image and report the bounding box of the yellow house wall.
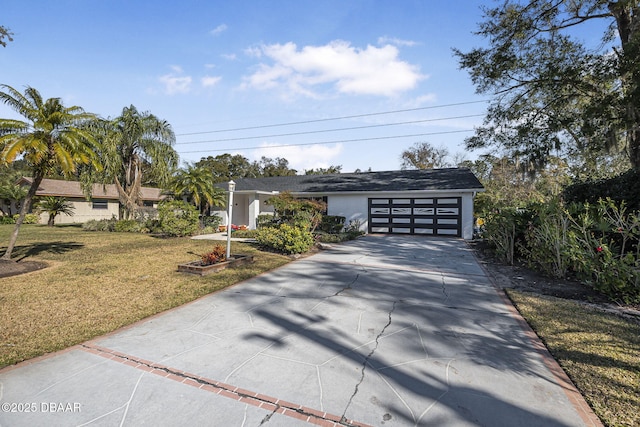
[38,198,119,224]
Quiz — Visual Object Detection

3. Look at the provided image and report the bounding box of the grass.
[0,224,291,368]
[507,290,640,427]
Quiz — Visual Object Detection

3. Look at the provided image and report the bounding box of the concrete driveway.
[0,236,600,426]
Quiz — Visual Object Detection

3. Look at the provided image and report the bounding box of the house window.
[143,200,155,207]
[92,200,108,210]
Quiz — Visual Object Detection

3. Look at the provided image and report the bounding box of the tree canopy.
[195,154,297,181]
[195,154,259,182]
[169,164,225,215]
[0,85,101,259]
[455,0,640,170]
[304,165,342,175]
[400,142,451,169]
[0,26,13,47]
[97,105,178,219]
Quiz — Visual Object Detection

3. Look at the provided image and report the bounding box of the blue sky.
[1,0,492,173]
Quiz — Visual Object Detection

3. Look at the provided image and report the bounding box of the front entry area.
[368,197,462,237]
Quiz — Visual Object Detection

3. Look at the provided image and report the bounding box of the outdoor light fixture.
[226,180,235,260]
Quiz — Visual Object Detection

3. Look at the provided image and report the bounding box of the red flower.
[596,246,603,253]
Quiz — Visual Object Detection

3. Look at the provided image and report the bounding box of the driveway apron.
[0,235,601,427]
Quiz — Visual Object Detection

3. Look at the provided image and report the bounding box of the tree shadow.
[228,236,586,425]
[248,306,578,427]
[4,241,85,261]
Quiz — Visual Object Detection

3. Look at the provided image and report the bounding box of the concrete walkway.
[0,236,601,426]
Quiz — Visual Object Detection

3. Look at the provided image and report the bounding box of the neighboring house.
[215,168,484,240]
[13,178,164,224]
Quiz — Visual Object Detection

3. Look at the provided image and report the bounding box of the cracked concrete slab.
[0,235,601,427]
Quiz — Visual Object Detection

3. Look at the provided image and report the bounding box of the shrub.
[344,219,365,239]
[0,215,15,224]
[266,192,325,232]
[567,199,640,303]
[256,224,314,254]
[563,168,640,212]
[114,219,147,233]
[201,215,222,229]
[201,244,226,265]
[315,233,344,243]
[145,219,162,234]
[158,200,199,237]
[82,218,117,232]
[257,214,277,228]
[520,200,574,278]
[233,229,259,238]
[480,207,532,265]
[319,215,345,233]
[13,213,40,224]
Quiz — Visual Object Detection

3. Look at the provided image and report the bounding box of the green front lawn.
[0,225,290,368]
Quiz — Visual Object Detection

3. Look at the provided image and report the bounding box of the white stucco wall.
[326,194,369,232]
[215,192,276,229]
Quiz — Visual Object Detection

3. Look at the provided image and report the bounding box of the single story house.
[13,177,164,224]
[215,168,484,240]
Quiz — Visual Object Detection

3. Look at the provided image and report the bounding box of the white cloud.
[242,40,425,97]
[210,24,228,36]
[244,46,263,58]
[405,93,438,107]
[221,53,237,61]
[201,75,222,87]
[158,68,192,95]
[377,36,418,47]
[250,143,344,171]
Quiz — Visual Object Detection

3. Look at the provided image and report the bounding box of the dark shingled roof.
[217,168,483,193]
[18,178,164,201]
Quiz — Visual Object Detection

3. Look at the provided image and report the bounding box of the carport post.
[226,180,235,260]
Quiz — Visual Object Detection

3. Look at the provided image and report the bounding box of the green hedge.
[255,224,313,254]
[563,168,640,212]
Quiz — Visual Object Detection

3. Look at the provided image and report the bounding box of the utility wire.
[175,100,488,136]
[176,114,485,145]
[179,129,474,154]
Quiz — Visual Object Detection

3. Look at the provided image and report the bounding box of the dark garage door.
[368,197,462,237]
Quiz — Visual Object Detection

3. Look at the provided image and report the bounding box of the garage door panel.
[392,207,411,215]
[414,207,435,215]
[368,197,461,237]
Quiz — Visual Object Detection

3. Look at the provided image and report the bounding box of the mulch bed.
[468,240,640,320]
[0,259,48,279]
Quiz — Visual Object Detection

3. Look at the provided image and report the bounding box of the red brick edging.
[80,344,373,427]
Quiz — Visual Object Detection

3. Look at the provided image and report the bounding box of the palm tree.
[0,181,27,216]
[35,196,75,226]
[101,105,178,219]
[170,164,226,216]
[0,85,101,260]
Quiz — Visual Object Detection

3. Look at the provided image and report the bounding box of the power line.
[179,129,474,154]
[176,114,485,145]
[174,100,488,136]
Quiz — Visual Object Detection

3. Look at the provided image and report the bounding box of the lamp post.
[226,180,235,260]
